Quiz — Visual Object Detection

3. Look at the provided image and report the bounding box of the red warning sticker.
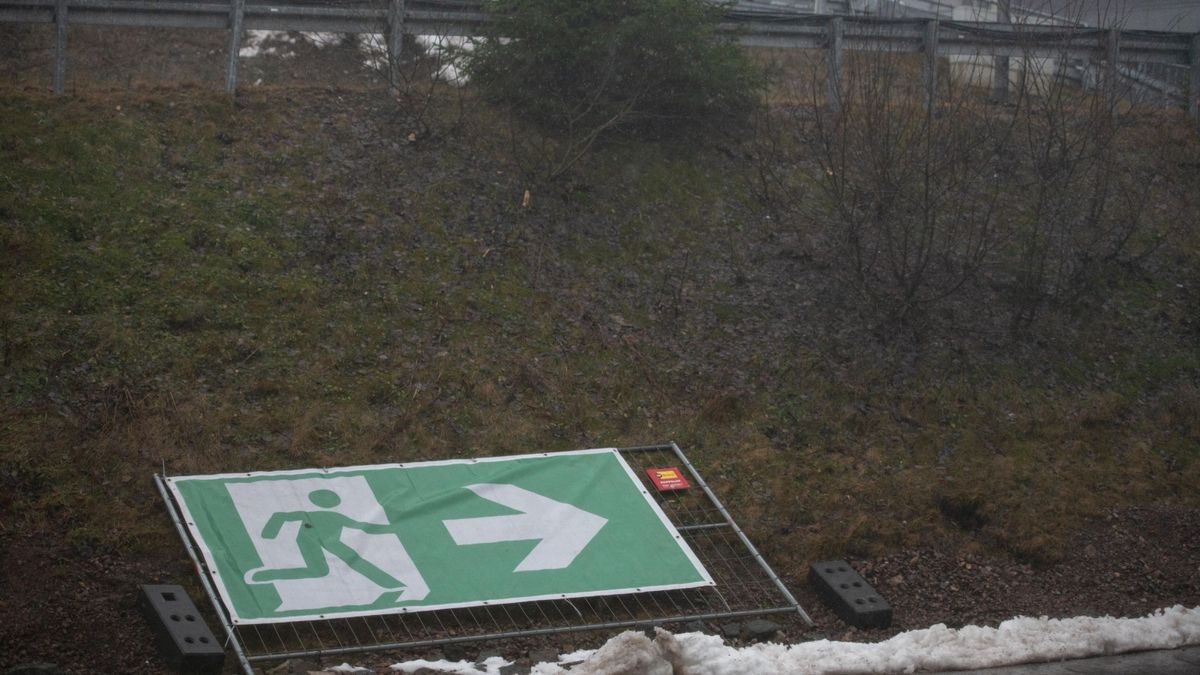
[646,467,691,492]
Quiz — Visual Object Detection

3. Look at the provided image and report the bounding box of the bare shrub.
[358,14,470,138]
[753,16,1183,334]
[997,45,1170,327]
[762,40,1017,326]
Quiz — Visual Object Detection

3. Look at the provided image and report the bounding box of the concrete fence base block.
[808,560,893,629]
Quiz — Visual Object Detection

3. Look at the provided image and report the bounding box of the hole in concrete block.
[200,636,210,644]
[854,598,864,605]
[840,583,849,589]
[162,592,177,602]
[170,614,180,622]
[852,581,862,588]
[838,567,847,572]
[825,568,834,573]
[185,615,196,622]
[185,637,195,644]
[869,597,878,603]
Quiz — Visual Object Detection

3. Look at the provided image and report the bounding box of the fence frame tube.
[154,474,255,675]
[668,441,814,626]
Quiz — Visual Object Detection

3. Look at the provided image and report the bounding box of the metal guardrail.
[3,0,484,34]
[726,15,1194,62]
[2,0,1198,119]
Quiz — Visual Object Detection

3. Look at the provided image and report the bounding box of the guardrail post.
[1189,33,1199,122]
[924,19,938,113]
[827,16,843,113]
[992,55,1010,103]
[1105,28,1119,115]
[225,0,245,94]
[387,0,405,94]
[53,0,67,93]
[992,0,1010,104]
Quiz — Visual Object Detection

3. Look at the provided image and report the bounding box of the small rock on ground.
[743,619,782,642]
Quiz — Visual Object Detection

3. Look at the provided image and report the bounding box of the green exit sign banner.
[166,448,713,625]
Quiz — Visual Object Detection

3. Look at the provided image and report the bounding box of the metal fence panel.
[156,443,811,675]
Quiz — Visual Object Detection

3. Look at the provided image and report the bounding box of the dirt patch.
[0,533,178,673]
[815,506,1200,643]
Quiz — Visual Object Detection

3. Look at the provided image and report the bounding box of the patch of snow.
[355,34,472,84]
[239,30,297,59]
[237,29,474,83]
[556,648,595,664]
[300,32,344,47]
[329,664,373,674]
[390,655,511,674]
[516,606,1200,675]
[414,36,472,86]
[240,31,341,59]
[533,631,674,675]
[357,33,389,72]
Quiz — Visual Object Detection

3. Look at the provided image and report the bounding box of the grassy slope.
[1,85,1198,593]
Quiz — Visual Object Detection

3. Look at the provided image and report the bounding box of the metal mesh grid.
[157,442,810,674]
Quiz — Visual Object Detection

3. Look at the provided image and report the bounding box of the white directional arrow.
[442,483,608,572]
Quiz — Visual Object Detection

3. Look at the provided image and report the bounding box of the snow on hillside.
[237,31,469,84]
[385,605,1200,674]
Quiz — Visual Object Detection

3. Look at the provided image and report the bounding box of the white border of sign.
[165,448,715,625]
